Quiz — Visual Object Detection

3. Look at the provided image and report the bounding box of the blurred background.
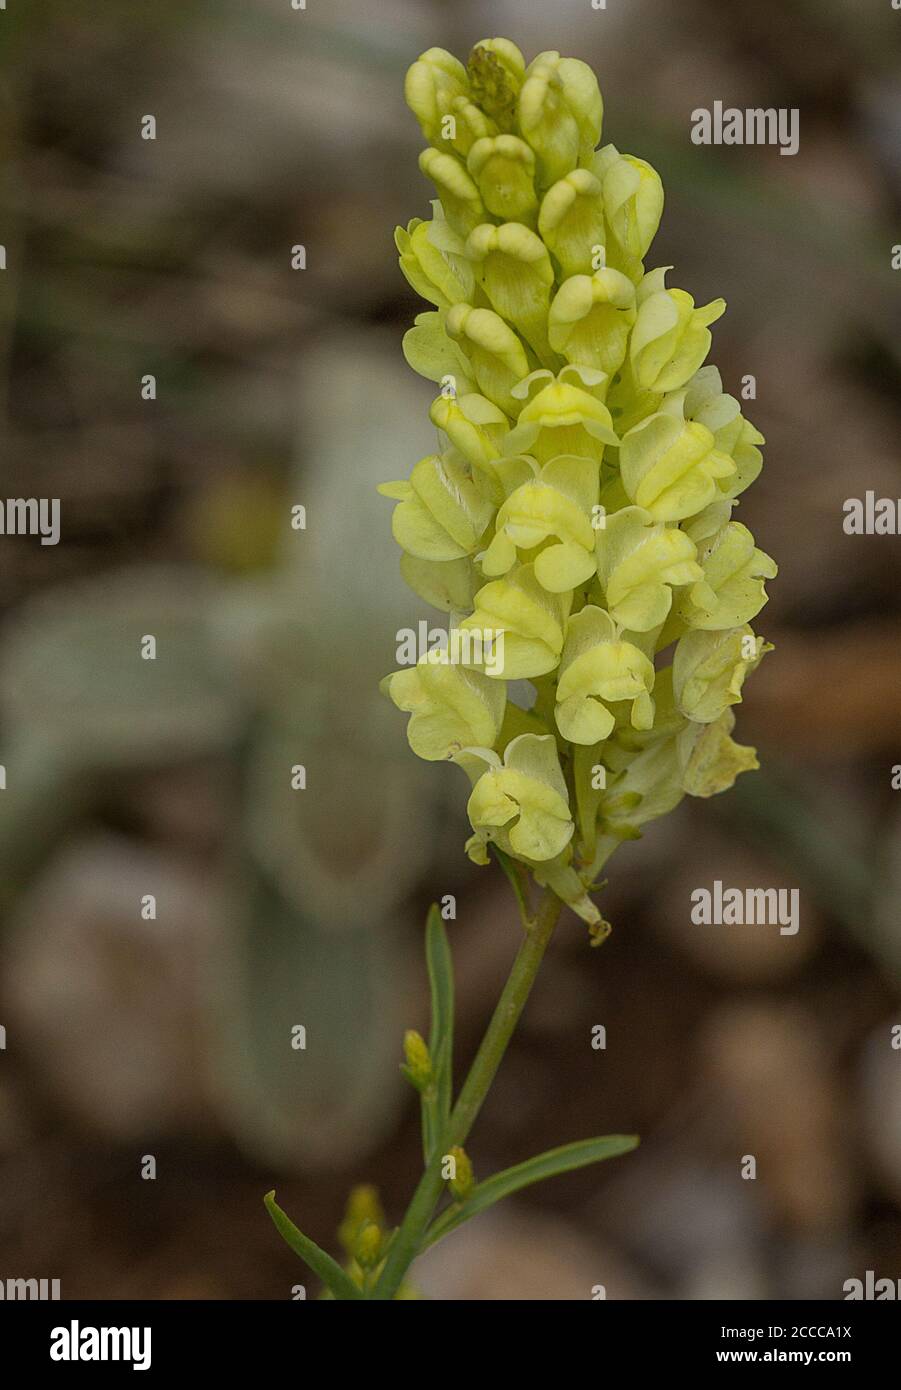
[0,0,899,1300]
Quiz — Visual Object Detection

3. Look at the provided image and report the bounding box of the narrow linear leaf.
[264,1191,364,1300]
[424,904,454,1153]
[423,1135,639,1250]
[491,844,532,925]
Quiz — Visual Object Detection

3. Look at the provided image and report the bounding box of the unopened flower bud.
[468,39,525,129]
[519,51,602,188]
[353,1220,383,1271]
[538,168,606,279]
[405,48,469,145]
[446,1146,476,1202]
[338,1185,385,1257]
[467,134,538,222]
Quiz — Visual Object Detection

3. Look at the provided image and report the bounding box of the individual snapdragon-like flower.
[382,38,776,929]
[538,169,606,279]
[461,562,572,679]
[395,215,476,309]
[677,520,778,630]
[429,390,508,480]
[555,606,655,744]
[504,366,619,464]
[466,220,556,362]
[444,303,530,416]
[419,148,486,238]
[467,135,538,222]
[404,48,470,146]
[673,625,769,724]
[683,366,765,498]
[679,709,759,798]
[592,145,665,279]
[619,395,736,521]
[518,51,603,188]
[481,454,598,591]
[629,267,726,394]
[382,649,506,761]
[548,267,637,378]
[456,732,575,864]
[595,504,703,631]
[379,450,495,561]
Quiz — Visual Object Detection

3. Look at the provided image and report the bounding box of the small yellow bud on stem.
[353,1220,384,1271]
[446,1145,475,1202]
[402,1029,434,1093]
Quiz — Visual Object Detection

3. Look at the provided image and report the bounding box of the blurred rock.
[3,836,220,1139]
[596,1153,767,1298]
[415,1207,650,1301]
[651,840,817,982]
[700,1003,856,1233]
[859,1019,901,1209]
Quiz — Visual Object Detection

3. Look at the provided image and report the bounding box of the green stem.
[372,886,563,1300]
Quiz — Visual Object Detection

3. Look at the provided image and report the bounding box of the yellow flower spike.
[395,216,475,309]
[382,648,506,761]
[630,266,726,394]
[592,144,664,278]
[464,221,556,364]
[538,168,606,279]
[467,134,538,223]
[399,553,477,613]
[548,267,637,378]
[555,606,656,745]
[673,624,769,724]
[505,366,619,465]
[678,520,778,630]
[457,732,575,863]
[418,147,486,239]
[596,505,704,632]
[379,449,495,562]
[446,1146,475,1202]
[460,563,572,679]
[482,454,599,592]
[404,48,469,146]
[468,38,526,130]
[619,405,736,522]
[678,708,759,798]
[518,51,603,189]
[444,302,531,417]
[381,38,776,953]
[429,391,508,474]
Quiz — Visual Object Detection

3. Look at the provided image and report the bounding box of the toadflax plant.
[265,37,777,1300]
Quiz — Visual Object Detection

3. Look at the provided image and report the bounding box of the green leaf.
[422,1135,639,1250]
[264,1191,364,1300]
[422,905,454,1161]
